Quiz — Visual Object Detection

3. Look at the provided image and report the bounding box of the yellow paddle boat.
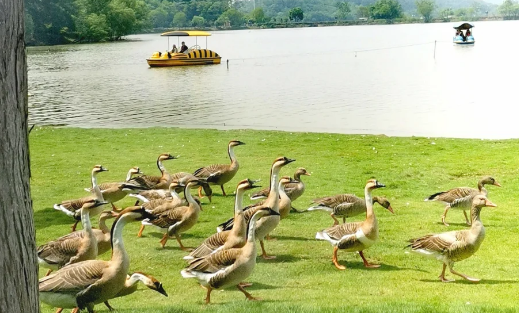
[146,30,222,67]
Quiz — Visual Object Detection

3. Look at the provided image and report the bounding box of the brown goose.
[193,140,245,196]
[308,194,394,226]
[39,206,155,313]
[53,165,108,231]
[103,272,167,311]
[84,166,142,192]
[38,199,107,276]
[136,182,186,237]
[425,176,500,226]
[408,195,496,282]
[184,179,261,260]
[315,179,386,270]
[181,207,279,304]
[250,167,311,201]
[127,153,176,189]
[142,179,203,250]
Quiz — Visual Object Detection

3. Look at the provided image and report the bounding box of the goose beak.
[285,158,296,164]
[493,181,501,187]
[305,172,312,176]
[485,199,497,207]
[156,284,168,297]
[237,141,246,146]
[101,166,109,172]
[167,155,177,160]
[375,181,385,188]
[387,205,394,214]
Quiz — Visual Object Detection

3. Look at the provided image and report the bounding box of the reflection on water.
[28,21,519,139]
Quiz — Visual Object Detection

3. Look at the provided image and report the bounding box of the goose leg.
[439,263,454,282]
[332,246,346,270]
[237,284,260,301]
[54,308,63,313]
[71,220,80,232]
[134,200,140,206]
[239,282,253,288]
[449,266,480,282]
[441,206,450,226]
[159,233,169,248]
[220,185,226,196]
[137,225,145,237]
[104,300,115,311]
[463,210,472,226]
[290,206,303,213]
[198,186,204,198]
[342,216,346,224]
[260,240,276,259]
[359,251,380,268]
[204,286,212,304]
[70,308,79,313]
[330,213,340,226]
[175,235,193,252]
[45,269,53,276]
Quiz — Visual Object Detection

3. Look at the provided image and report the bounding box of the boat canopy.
[453,22,474,30]
[161,31,212,37]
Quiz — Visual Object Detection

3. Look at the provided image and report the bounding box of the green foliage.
[218,8,245,27]
[357,5,371,18]
[191,15,205,27]
[335,1,351,20]
[438,7,453,21]
[250,7,267,24]
[370,0,403,20]
[289,7,304,22]
[416,0,435,22]
[499,0,519,19]
[172,11,187,27]
[33,127,519,312]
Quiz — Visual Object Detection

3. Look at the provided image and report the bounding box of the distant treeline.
[25,0,512,46]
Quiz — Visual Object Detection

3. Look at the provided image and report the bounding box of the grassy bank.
[32,127,519,312]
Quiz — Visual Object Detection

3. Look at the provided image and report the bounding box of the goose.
[136,182,187,237]
[38,199,108,276]
[250,167,311,201]
[142,179,203,250]
[425,176,500,226]
[53,165,108,231]
[193,140,245,196]
[308,195,394,226]
[181,207,279,304]
[315,179,386,270]
[102,272,167,311]
[127,153,176,190]
[184,178,261,260]
[84,166,142,193]
[39,206,156,313]
[407,195,496,282]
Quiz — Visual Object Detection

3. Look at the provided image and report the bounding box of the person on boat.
[466,29,472,38]
[171,44,178,53]
[180,41,188,53]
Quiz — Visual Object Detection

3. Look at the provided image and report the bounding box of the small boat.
[146,31,221,67]
[453,22,475,45]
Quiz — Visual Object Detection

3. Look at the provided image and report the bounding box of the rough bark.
[0,0,40,312]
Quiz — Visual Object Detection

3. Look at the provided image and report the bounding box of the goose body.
[425,176,500,226]
[250,167,310,202]
[315,179,386,270]
[38,199,107,275]
[39,206,156,312]
[181,207,279,304]
[127,153,176,190]
[193,140,245,196]
[308,195,393,226]
[408,195,496,282]
[53,165,108,231]
[185,179,260,260]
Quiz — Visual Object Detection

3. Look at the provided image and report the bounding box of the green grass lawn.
[31,127,519,313]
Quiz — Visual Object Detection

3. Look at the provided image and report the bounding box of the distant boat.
[453,22,475,45]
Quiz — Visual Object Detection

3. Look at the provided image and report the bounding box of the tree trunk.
[0,0,40,312]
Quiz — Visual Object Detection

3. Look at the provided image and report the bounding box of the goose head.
[473,195,497,208]
[93,165,108,173]
[229,140,246,147]
[132,272,168,297]
[480,176,501,187]
[114,206,156,222]
[365,179,385,191]
[373,196,394,214]
[295,167,311,178]
[237,178,261,191]
[130,167,143,175]
[158,153,177,162]
[272,156,296,169]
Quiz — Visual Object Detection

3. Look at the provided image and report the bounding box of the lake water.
[27,21,519,139]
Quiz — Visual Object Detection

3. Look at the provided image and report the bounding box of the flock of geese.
[37,140,501,312]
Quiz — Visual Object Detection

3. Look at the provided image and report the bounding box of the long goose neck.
[278,181,288,200]
[231,187,246,236]
[169,186,181,199]
[266,166,281,206]
[81,208,95,241]
[364,187,375,221]
[246,213,263,242]
[470,205,482,225]
[91,170,103,200]
[157,158,167,175]
[125,170,133,182]
[228,145,237,164]
[294,172,301,181]
[126,273,145,288]
[98,216,110,233]
[110,216,130,272]
[477,180,484,192]
[184,184,198,210]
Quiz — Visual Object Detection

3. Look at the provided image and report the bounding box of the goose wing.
[150,206,187,228]
[194,164,228,183]
[189,231,230,258]
[39,260,107,293]
[324,221,362,240]
[38,234,84,266]
[408,231,459,253]
[186,248,241,273]
[427,187,477,203]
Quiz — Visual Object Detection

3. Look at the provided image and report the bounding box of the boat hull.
[147,49,221,67]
